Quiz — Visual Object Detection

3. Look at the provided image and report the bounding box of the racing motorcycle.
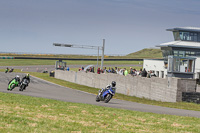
[19,79,29,91]
[7,79,19,91]
[96,87,115,103]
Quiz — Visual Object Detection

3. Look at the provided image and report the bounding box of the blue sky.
[1,0,200,55]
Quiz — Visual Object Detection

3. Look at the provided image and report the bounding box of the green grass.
[0,92,200,133]
[127,48,162,59]
[0,59,143,66]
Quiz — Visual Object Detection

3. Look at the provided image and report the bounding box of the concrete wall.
[196,84,200,92]
[55,70,197,102]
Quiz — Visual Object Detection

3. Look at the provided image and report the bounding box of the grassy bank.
[0,92,200,133]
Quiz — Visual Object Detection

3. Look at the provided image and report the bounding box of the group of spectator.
[78,66,157,78]
[96,67,157,78]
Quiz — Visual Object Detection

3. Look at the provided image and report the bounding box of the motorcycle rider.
[21,73,30,86]
[101,81,116,94]
[8,75,20,90]
[5,67,9,73]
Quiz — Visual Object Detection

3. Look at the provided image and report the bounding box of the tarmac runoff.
[0,72,200,118]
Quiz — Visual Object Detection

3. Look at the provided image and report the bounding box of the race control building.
[143,27,200,79]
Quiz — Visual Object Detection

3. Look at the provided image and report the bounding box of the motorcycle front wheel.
[104,94,112,103]
[96,95,100,102]
[10,84,15,91]
[19,85,26,91]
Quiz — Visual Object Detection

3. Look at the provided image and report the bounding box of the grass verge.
[0,92,200,133]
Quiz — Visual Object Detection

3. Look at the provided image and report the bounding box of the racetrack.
[1,72,200,118]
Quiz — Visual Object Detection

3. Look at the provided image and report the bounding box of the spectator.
[103,67,108,73]
[124,68,128,76]
[115,67,118,72]
[108,68,111,73]
[89,67,92,72]
[147,71,151,78]
[97,68,101,74]
[151,70,156,77]
[132,69,137,76]
[138,68,142,76]
[81,66,84,70]
[111,68,116,73]
[116,68,119,74]
[66,67,70,71]
[92,67,95,73]
[129,67,133,75]
[118,68,124,75]
[141,68,147,77]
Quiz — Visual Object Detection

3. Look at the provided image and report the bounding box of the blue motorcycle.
[96,87,115,103]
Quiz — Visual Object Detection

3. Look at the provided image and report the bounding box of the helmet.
[111,81,116,87]
[26,73,29,77]
[16,75,20,80]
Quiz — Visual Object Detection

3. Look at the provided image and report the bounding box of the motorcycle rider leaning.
[8,75,20,90]
[101,81,116,94]
[21,73,30,86]
[8,75,20,85]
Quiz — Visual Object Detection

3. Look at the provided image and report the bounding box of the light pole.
[101,39,105,70]
[53,39,105,71]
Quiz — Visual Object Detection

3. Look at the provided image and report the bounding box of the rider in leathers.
[101,81,116,94]
[21,73,30,86]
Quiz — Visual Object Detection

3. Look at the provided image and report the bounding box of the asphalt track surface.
[1,72,200,118]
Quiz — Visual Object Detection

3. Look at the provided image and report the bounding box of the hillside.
[0,48,163,59]
[126,48,162,59]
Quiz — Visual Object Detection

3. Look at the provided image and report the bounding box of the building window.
[173,32,180,41]
[168,56,195,73]
[179,32,198,42]
[179,51,185,57]
[173,50,185,57]
[173,58,180,72]
[196,51,200,56]
[173,50,178,56]
[172,50,198,57]
[185,51,190,57]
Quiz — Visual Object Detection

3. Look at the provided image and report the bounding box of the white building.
[143,27,200,79]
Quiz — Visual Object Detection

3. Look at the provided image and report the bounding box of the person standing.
[141,68,147,77]
[124,68,128,76]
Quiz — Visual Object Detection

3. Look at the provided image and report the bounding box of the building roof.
[156,41,200,49]
[166,27,200,32]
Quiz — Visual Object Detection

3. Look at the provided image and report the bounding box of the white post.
[101,39,105,70]
[97,47,99,72]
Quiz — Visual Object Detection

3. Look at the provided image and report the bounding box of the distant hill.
[0,48,163,59]
[126,48,162,59]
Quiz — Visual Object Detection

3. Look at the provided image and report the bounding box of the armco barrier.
[55,70,196,102]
